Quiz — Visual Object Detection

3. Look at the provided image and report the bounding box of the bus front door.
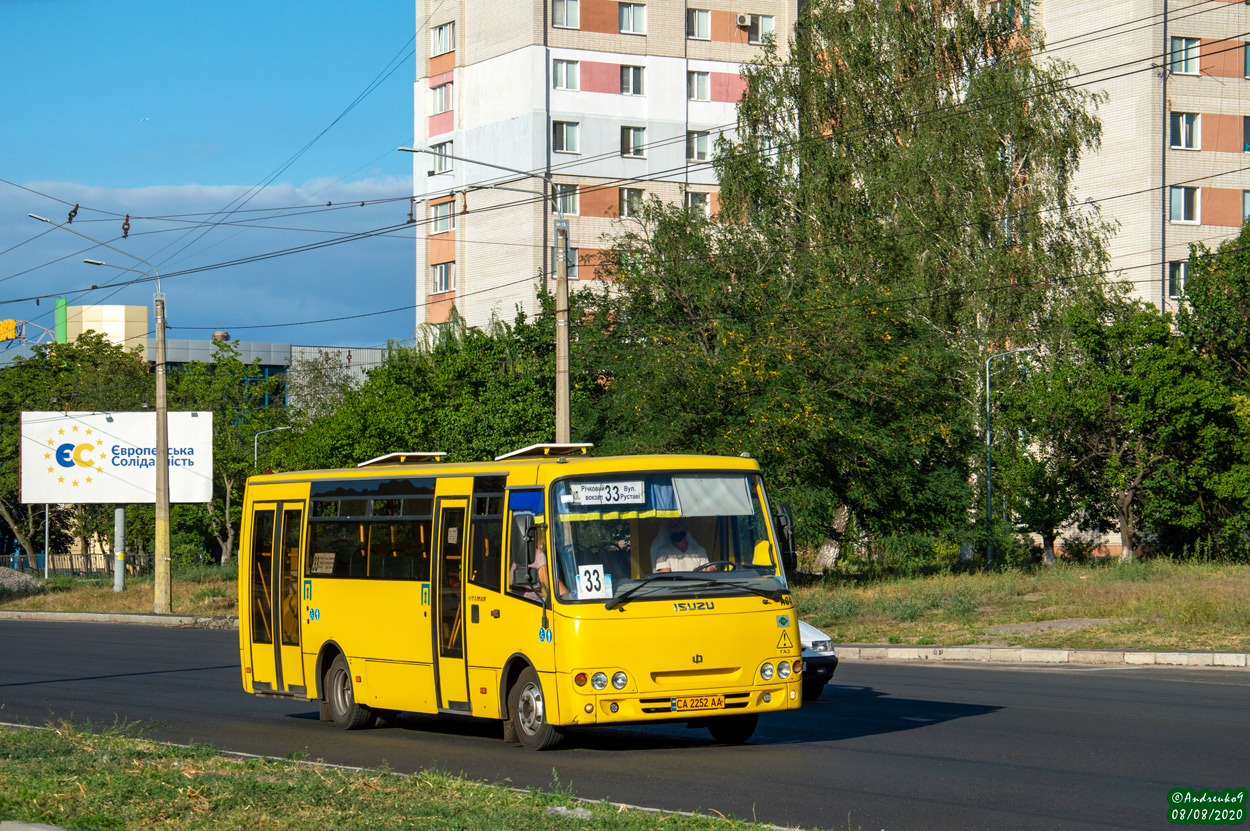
[434,498,470,711]
[246,502,307,696]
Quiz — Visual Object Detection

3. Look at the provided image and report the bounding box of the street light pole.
[985,347,1037,568]
[397,147,571,442]
[28,214,173,614]
[254,425,292,468]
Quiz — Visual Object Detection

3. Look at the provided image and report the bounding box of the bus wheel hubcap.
[518,684,543,734]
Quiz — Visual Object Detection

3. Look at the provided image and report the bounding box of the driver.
[651,518,712,572]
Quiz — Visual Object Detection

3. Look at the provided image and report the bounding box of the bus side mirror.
[775,503,798,574]
[511,567,541,593]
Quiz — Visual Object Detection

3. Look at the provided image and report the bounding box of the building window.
[553,59,579,90]
[432,82,453,115]
[1245,42,1250,78]
[619,3,646,34]
[621,65,645,95]
[686,9,710,39]
[619,188,644,217]
[685,191,710,215]
[432,262,455,294]
[552,183,579,215]
[553,121,580,153]
[1170,37,1199,75]
[551,245,579,279]
[431,22,455,57]
[687,71,710,101]
[431,141,453,173]
[1168,261,1187,299]
[431,202,454,234]
[553,0,579,29]
[1170,112,1197,150]
[1244,190,1250,222]
[1170,186,1198,223]
[686,130,710,161]
[1244,116,1250,152]
[621,126,646,157]
[748,15,776,45]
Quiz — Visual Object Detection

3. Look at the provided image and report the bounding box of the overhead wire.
[5,6,1248,336]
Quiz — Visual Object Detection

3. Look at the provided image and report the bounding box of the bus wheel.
[707,714,757,745]
[508,667,564,750]
[325,655,376,730]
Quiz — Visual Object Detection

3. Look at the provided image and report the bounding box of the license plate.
[671,695,724,712]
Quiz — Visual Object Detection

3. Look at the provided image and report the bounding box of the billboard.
[20,411,214,504]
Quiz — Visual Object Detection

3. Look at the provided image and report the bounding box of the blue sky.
[1,0,418,349]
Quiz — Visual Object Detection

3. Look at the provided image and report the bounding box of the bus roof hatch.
[356,451,447,467]
[494,443,593,461]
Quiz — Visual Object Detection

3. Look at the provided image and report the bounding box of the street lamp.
[985,347,1037,568]
[28,214,174,614]
[397,146,571,443]
[253,425,292,467]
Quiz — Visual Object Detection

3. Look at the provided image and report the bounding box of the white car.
[799,620,838,702]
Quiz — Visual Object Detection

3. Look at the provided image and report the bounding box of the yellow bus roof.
[246,452,761,490]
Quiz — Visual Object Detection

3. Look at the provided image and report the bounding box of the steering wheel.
[698,560,737,572]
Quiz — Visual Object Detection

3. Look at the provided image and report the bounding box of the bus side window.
[469,487,504,592]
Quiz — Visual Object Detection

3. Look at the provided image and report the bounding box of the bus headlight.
[760,662,775,681]
[591,672,608,690]
[778,661,791,679]
[612,671,628,690]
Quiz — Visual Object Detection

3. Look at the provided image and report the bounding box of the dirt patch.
[987,618,1124,635]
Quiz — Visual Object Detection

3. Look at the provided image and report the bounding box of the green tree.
[286,312,562,471]
[579,201,976,550]
[721,0,1111,357]
[167,341,287,564]
[0,333,151,560]
[1002,297,1238,561]
[1172,224,1250,555]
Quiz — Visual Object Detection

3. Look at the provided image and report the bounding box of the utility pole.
[555,217,570,443]
[398,146,571,442]
[31,214,173,613]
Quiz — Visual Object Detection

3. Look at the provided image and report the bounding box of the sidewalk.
[836,643,1250,668]
[3,609,1247,668]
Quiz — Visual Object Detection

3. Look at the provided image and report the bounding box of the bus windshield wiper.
[605,574,716,610]
[735,581,789,602]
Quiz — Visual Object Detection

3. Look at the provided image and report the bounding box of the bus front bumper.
[561,682,802,727]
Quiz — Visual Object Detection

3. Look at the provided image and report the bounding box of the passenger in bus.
[651,518,711,572]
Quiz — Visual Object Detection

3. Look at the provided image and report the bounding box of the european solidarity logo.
[40,424,108,491]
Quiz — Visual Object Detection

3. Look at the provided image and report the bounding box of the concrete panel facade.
[413,0,796,329]
[1043,0,1250,311]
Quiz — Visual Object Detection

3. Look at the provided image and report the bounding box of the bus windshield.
[549,472,785,604]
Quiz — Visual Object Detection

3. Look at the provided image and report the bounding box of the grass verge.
[792,560,1250,652]
[0,721,812,831]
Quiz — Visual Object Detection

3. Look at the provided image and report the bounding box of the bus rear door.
[244,487,308,697]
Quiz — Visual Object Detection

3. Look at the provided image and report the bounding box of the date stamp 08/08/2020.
[1168,788,1247,825]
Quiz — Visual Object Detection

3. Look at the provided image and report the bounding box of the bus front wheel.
[508,667,564,750]
[707,714,757,744]
[325,655,376,730]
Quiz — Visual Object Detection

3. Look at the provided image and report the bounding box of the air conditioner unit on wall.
[736,13,750,26]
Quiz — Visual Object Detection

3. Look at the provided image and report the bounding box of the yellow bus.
[238,444,803,749]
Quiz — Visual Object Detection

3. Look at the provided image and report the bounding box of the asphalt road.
[1,621,1246,830]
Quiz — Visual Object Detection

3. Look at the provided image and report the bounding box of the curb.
[836,644,1250,668]
[0,610,235,629]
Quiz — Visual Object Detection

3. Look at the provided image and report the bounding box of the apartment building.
[1038,0,1250,310]
[411,0,797,329]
